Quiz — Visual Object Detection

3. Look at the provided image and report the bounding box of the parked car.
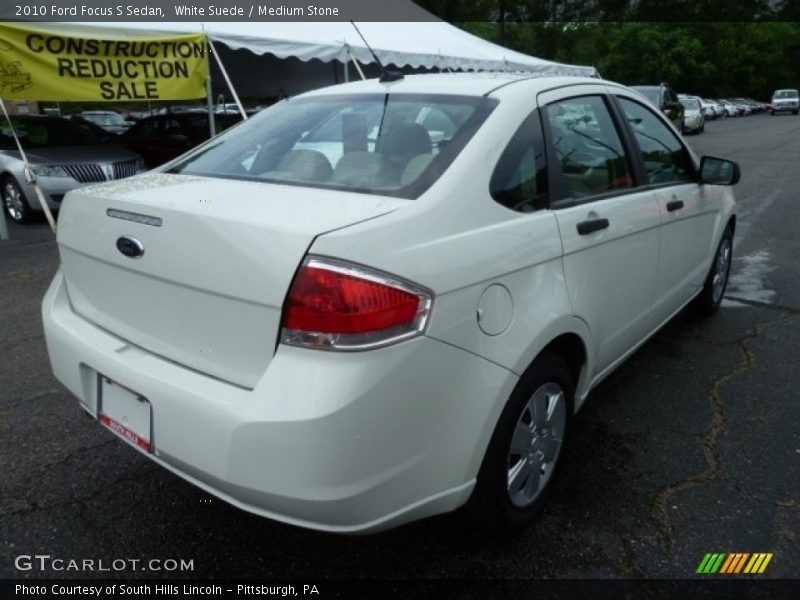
[679,96,705,133]
[697,98,717,120]
[65,115,116,143]
[729,98,752,115]
[79,110,130,135]
[716,99,740,117]
[43,74,739,534]
[741,98,765,113]
[1,115,144,223]
[702,99,724,119]
[118,112,243,168]
[770,89,799,115]
[630,83,685,131]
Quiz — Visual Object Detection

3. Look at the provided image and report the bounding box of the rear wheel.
[2,176,32,224]
[692,227,733,316]
[466,353,573,534]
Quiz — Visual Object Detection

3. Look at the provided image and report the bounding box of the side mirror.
[700,156,740,185]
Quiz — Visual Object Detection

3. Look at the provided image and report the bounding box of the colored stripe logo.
[697,553,773,574]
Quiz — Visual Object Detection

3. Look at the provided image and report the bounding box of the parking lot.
[1,113,798,580]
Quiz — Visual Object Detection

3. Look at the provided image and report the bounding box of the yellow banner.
[0,23,208,101]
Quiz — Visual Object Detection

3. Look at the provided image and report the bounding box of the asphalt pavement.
[1,113,798,581]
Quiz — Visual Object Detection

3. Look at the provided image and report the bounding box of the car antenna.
[349,21,404,83]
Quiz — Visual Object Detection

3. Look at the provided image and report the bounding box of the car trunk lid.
[56,173,403,388]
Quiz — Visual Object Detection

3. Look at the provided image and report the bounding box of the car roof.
[298,72,606,99]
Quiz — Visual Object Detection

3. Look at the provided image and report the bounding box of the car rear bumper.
[43,269,516,533]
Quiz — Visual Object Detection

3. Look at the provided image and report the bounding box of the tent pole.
[207,38,247,120]
[350,54,366,80]
[0,98,56,234]
[204,36,216,137]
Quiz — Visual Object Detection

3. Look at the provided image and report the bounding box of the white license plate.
[98,375,152,452]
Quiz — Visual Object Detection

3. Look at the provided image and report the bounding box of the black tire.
[700,123,705,133]
[769,110,774,116]
[794,110,799,115]
[691,227,734,317]
[465,352,574,535]
[1,176,33,224]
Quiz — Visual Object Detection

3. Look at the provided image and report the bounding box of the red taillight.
[281,258,432,350]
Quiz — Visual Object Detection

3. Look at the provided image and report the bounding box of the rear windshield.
[773,90,799,99]
[680,98,700,109]
[83,112,126,127]
[169,93,497,199]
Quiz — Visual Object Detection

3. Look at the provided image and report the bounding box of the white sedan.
[43,73,739,534]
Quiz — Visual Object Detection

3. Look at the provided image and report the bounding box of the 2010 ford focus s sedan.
[42,74,739,534]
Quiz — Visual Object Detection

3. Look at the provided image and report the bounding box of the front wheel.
[691,227,733,316]
[2,176,33,223]
[466,353,573,534]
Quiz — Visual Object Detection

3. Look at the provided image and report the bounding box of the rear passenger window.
[545,96,633,199]
[616,97,696,185]
[490,110,548,212]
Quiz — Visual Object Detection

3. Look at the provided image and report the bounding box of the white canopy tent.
[29,21,598,78]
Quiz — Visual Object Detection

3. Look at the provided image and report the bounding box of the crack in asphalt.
[645,311,792,547]
[733,482,799,510]
[613,531,650,578]
[725,295,800,315]
[0,388,62,409]
[0,463,160,519]
[25,438,118,477]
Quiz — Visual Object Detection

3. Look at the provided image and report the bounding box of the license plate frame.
[98,375,152,453]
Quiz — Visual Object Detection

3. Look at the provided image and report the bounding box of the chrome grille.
[63,164,106,183]
[62,161,139,183]
[113,160,139,180]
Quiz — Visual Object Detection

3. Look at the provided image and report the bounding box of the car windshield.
[680,98,701,110]
[0,118,102,149]
[773,90,798,99]
[83,112,126,127]
[170,93,496,199]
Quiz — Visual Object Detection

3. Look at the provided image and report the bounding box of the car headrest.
[274,149,333,182]
[380,123,432,159]
[332,151,394,188]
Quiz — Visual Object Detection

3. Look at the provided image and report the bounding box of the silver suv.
[770,89,799,115]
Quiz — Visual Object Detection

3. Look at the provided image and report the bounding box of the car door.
[120,118,162,168]
[538,87,662,375]
[613,93,720,324]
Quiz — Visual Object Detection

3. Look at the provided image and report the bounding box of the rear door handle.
[576,218,610,235]
[666,200,684,212]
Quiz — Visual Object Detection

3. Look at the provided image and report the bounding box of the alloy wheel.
[711,237,732,304]
[507,382,567,508]
[3,181,25,222]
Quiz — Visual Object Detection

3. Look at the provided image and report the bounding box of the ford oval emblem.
[116,236,144,259]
